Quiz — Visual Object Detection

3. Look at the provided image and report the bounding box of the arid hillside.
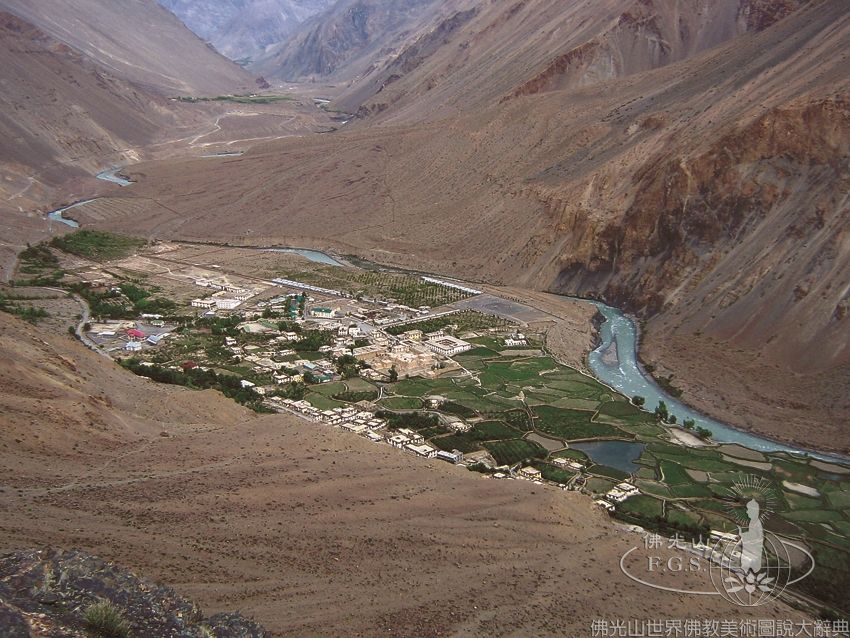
[0,0,252,95]
[158,0,335,62]
[0,13,187,192]
[72,0,850,450]
[253,0,472,82]
[336,0,804,120]
[0,311,808,635]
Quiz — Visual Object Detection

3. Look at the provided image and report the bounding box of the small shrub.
[83,600,131,638]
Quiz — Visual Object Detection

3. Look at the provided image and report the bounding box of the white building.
[309,306,339,318]
[519,467,542,480]
[389,434,410,448]
[397,428,424,444]
[406,443,437,459]
[191,298,216,309]
[424,335,472,357]
[436,450,463,464]
[215,298,242,310]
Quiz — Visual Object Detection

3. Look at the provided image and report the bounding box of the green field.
[310,381,347,397]
[484,439,547,466]
[532,405,627,440]
[470,421,522,441]
[378,396,424,410]
[305,393,346,410]
[51,230,145,261]
[176,94,295,104]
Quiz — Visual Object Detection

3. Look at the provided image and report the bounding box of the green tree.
[654,401,669,422]
[632,395,646,407]
[683,418,695,430]
[388,366,399,382]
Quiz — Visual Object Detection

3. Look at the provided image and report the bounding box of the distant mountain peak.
[158,0,336,62]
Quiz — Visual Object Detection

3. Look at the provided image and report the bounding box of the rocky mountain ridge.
[253,0,471,81]
[0,0,251,95]
[158,0,335,62]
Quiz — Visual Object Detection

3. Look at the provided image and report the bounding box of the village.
[17,234,850,592]
[84,268,656,511]
[74,253,649,511]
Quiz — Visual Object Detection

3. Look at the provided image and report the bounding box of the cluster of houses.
[275,400,386,429]
[271,398,466,464]
[594,482,641,511]
[504,332,528,347]
[191,279,259,313]
[552,456,585,472]
[347,327,473,378]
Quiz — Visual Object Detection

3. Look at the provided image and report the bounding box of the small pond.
[571,440,646,475]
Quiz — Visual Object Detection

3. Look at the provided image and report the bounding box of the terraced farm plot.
[660,460,698,485]
[532,463,576,484]
[52,230,145,261]
[588,465,630,481]
[666,483,713,498]
[484,439,547,466]
[784,493,823,510]
[392,378,456,397]
[379,396,423,410]
[665,508,704,528]
[387,311,510,336]
[618,495,664,518]
[469,421,522,441]
[310,381,348,397]
[441,388,522,413]
[275,265,475,308]
[344,378,378,393]
[595,400,657,426]
[783,509,846,523]
[531,406,626,441]
[826,489,850,509]
[432,434,481,454]
[305,393,346,410]
[551,448,590,462]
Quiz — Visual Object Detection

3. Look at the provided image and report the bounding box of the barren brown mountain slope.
[0,312,808,635]
[158,0,336,62]
[0,13,186,192]
[254,0,472,82]
[0,5,338,283]
[71,0,850,450]
[336,0,804,121]
[0,0,251,95]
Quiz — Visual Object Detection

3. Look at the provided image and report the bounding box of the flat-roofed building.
[519,466,542,480]
[406,443,437,459]
[436,450,463,464]
[310,306,339,318]
[215,298,241,310]
[424,335,472,357]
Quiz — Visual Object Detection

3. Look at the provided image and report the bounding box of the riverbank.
[641,330,850,457]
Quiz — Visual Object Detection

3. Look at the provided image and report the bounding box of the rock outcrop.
[0,548,268,637]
